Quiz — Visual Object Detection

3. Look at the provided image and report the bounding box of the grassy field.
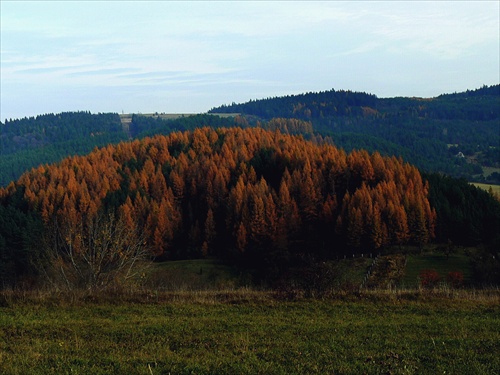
[1,291,499,375]
[481,166,500,178]
[143,257,375,294]
[1,255,499,374]
[472,182,500,196]
[145,259,250,290]
[402,253,473,287]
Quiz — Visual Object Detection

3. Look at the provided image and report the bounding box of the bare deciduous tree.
[41,212,150,292]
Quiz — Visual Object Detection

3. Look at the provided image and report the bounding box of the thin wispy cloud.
[368,4,498,59]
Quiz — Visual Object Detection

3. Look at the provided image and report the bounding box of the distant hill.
[0,112,237,187]
[210,85,500,181]
[0,112,129,186]
[1,85,498,187]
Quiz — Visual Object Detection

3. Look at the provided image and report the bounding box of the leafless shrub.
[39,212,150,292]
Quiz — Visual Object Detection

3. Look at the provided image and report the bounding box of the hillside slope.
[0,112,129,186]
[2,126,499,288]
[210,85,500,180]
[1,127,437,285]
[0,112,243,187]
[2,85,498,187]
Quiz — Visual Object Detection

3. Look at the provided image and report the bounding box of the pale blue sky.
[1,1,499,121]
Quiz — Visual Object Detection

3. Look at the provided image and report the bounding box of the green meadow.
[1,290,499,375]
[472,182,500,196]
[402,253,473,287]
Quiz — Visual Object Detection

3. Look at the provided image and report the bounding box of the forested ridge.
[1,126,499,287]
[210,85,500,180]
[2,85,498,187]
[1,127,437,284]
[0,112,312,187]
[0,112,129,186]
[1,86,499,287]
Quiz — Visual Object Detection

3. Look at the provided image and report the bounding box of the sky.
[1,1,499,121]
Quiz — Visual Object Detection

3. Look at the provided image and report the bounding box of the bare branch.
[40,211,151,292]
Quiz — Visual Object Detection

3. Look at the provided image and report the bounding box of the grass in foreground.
[1,290,499,375]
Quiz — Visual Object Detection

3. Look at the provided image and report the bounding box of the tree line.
[0,113,243,187]
[0,112,129,187]
[209,85,500,181]
[3,85,498,188]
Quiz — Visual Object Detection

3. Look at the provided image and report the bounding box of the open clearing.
[1,293,499,375]
[472,182,500,195]
[119,112,239,121]
[481,166,500,178]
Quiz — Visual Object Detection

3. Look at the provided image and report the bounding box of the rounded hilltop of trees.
[1,127,436,276]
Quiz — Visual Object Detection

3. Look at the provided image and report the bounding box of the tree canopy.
[1,127,439,285]
[210,85,500,180]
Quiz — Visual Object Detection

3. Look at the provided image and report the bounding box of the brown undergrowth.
[1,285,498,308]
